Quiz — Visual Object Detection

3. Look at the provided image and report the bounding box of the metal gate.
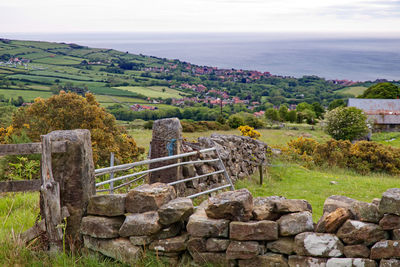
[95,147,234,198]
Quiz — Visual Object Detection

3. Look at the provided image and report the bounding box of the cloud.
[1,0,400,32]
[318,0,400,19]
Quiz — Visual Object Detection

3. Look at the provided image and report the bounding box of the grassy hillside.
[0,38,366,114]
[336,86,367,97]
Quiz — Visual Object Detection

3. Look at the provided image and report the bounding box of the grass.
[128,126,331,152]
[0,88,52,101]
[0,192,40,240]
[115,86,186,99]
[94,94,147,104]
[371,131,400,148]
[0,192,197,266]
[236,159,400,221]
[33,55,83,65]
[1,125,400,265]
[336,86,367,97]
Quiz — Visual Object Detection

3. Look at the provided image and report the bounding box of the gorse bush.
[283,137,400,175]
[238,125,261,139]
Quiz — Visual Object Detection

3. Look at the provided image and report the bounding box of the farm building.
[348,98,400,131]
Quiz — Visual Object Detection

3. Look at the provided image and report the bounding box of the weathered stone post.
[149,118,182,184]
[47,129,95,247]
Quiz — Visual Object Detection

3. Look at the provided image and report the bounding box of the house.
[130,104,158,111]
[254,111,265,117]
[347,98,400,131]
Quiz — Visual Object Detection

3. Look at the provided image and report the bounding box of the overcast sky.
[1,0,400,33]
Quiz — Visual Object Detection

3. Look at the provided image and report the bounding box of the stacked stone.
[80,183,193,265]
[80,186,400,266]
[181,134,270,196]
[185,188,310,266]
[199,134,269,181]
[307,188,400,267]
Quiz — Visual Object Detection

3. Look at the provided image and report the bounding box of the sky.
[1,0,400,33]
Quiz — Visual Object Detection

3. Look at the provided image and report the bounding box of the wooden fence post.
[40,134,63,252]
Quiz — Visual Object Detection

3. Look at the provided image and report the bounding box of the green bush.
[181,120,229,132]
[143,120,154,129]
[324,107,369,141]
[228,114,245,128]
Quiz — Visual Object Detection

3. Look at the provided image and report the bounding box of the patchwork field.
[115,86,186,99]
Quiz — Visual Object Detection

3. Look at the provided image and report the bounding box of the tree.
[296,102,313,112]
[11,91,144,165]
[287,110,297,123]
[297,109,316,124]
[359,82,400,99]
[265,108,279,122]
[328,99,345,111]
[324,107,369,141]
[278,104,289,122]
[312,102,325,118]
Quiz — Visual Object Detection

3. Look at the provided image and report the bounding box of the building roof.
[348,98,400,114]
[348,98,400,124]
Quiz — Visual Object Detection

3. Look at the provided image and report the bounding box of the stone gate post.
[149,118,182,184]
[47,129,95,246]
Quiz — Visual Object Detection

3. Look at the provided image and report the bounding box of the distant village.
[1,56,357,118]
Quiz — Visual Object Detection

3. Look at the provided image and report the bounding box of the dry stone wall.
[179,134,269,196]
[80,185,400,266]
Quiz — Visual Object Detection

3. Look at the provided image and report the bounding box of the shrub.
[143,120,154,129]
[283,137,400,175]
[312,139,352,168]
[243,114,264,129]
[228,114,245,129]
[286,137,318,156]
[10,91,144,166]
[238,125,261,139]
[181,120,230,132]
[324,107,369,141]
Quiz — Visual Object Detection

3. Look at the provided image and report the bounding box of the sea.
[2,32,400,82]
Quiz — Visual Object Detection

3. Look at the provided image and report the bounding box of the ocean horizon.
[2,32,400,82]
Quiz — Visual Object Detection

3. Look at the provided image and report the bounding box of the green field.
[237,160,400,221]
[0,88,52,101]
[336,86,367,97]
[115,86,186,99]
